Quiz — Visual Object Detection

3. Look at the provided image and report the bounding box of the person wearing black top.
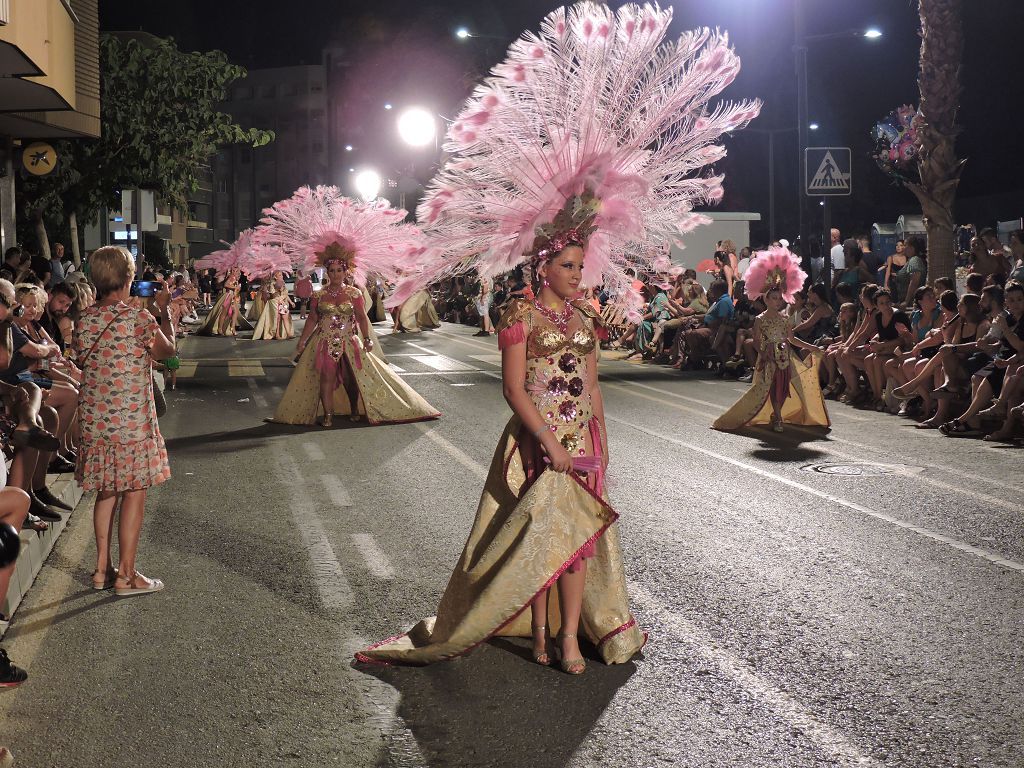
[942,281,1024,436]
[861,288,912,410]
[38,283,75,353]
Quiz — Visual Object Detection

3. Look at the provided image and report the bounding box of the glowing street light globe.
[456,27,471,39]
[354,169,382,202]
[397,107,436,147]
[864,28,883,39]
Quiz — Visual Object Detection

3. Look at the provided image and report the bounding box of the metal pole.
[794,0,809,272]
[822,196,832,294]
[768,132,776,243]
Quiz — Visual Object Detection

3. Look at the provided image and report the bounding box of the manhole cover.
[799,462,923,477]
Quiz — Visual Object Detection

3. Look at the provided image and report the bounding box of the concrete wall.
[668,212,761,270]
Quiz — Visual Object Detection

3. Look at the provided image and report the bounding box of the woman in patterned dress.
[73,246,175,596]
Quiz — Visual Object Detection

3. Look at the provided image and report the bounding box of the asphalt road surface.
[0,318,1021,768]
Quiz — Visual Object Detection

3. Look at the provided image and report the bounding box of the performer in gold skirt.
[713,246,830,432]
[196,268,247,337]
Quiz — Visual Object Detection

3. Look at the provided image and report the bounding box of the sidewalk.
[1,472,85,638]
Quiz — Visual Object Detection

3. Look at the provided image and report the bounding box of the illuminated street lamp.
[456,27,471,39]
[354,169,382,202]
[383,103,393,110]
[397,107,437,148]
[344,144,353,151]
[808,122,820,131]
[864,28,883,39]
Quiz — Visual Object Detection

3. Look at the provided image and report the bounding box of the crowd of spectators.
[593,228,1024,443]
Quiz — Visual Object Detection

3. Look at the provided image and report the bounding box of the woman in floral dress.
[73,246,176,596]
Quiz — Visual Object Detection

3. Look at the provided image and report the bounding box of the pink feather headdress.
[390,2,761,309]
[254,185,423,288]
[194,229,255,276]
[743,246,807,304]
[241,243,292,281]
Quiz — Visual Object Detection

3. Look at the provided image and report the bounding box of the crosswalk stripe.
[228,360,265,377]
[175,361,198,379]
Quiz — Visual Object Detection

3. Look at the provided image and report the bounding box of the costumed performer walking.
[713,246,830,432]
[357,1,761,671]
[257,188,440,426]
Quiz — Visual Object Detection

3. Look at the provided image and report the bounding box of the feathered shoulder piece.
[743,246,807,304]
[570,298,604,326]
[497,298,534,335]
[396,2,761,313]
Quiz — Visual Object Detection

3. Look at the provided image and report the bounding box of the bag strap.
[78,307,129,368]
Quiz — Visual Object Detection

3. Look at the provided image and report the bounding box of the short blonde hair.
[14,282,46,307]
[90,246,135,297]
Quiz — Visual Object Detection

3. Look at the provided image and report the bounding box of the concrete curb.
[1,473,85,636]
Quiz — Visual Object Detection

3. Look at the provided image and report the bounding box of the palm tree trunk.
[68,210,81,267]
[909,0,965,282]
[31,208,50,261]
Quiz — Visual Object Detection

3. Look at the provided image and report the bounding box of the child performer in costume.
[357,2,761,672]
[257,188,440,426]
[713,246,830,433]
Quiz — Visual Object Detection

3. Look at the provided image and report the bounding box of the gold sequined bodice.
[525,308,597,456]
[316,288,362,361]
[759,312,791,370]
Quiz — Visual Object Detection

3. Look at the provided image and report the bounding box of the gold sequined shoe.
[531,624,551,666]
[555,633,586,675]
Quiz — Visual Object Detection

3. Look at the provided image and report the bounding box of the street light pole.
[794,0,810,272]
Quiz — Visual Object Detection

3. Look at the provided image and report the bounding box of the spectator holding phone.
[72,246,175,595]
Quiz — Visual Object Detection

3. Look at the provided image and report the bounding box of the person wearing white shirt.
[829,228,845,285]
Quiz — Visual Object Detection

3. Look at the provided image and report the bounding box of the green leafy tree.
[19,34,273,264]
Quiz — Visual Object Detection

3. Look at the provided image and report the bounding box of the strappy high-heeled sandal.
[531,624,551,666]
[555,632,586,675]
[320,414,333,428]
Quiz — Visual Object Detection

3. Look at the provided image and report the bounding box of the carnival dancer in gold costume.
[357,2,761,672]
[255,186,439,426]
[195,267,245,337]
[396,289,441,333]
[251,271,294,340]
[713,246,830,432]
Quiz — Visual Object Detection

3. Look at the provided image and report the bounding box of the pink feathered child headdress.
[388,2,761,310]
[743,246,807,304]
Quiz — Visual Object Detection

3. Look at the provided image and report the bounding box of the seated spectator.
[964,271,985,296]
[981,356,1024,442]
[677,279,734,368]
[833,239,873,296]
[39,281,76,353]
[882,239,907,294]
[793,284,835,344]
[940,281,1024,437]
[1009,230,1024,283]
[884,286,948,416]
[933,276,955,296]
[820,302,859,397]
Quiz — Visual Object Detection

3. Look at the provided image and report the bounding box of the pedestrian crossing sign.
[805,147,852,196]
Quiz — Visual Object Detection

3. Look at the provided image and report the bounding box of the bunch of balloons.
[871,104,920,183]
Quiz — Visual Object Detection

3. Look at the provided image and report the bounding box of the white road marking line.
[631,585,882,768]
[352,534,395,579]
[229,360,265,377]
[414,423,488,480]
[321,474,353,507]
[449,383,475,387]
[606,414,1024,572]
[303,442,325,462]
[279,454,352,609]
[609,375,1020,491]
[469,353,504,366]
[409,354,477,372]
[396,370,483,377]
[388,363,406,373]
[246,377,268,408]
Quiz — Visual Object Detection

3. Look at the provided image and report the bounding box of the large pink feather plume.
[396,2,761,303]
[254,186,423,288]
[743,246,807,304]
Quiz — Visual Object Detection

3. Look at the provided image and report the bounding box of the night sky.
[99,0,1024,244]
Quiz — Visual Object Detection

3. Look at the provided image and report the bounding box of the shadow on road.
[360,640,637,768]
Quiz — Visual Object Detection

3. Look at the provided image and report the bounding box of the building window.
[217,180,228,193]
[233,86,253,100]
[260,84,276,99]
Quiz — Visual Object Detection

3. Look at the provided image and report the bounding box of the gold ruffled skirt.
[196,292,251,336]
[713,352,831,430]
[268,330,439,425]
[252,299,294,340]
[398,290,440,332]
[355,417,646,666]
